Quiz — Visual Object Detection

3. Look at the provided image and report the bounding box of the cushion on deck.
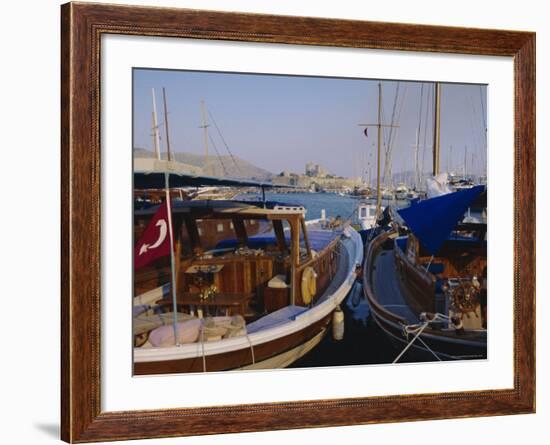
[268,274,289,289]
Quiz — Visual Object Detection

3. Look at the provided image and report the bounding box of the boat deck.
[372,249,418,324]
[248,229,356,332]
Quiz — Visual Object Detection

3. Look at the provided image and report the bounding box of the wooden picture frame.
[61,2,535,442]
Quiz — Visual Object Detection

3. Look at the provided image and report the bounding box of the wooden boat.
[362,186,487,360]
[133,200,363,374]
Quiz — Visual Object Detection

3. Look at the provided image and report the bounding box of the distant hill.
[134,147,274,181]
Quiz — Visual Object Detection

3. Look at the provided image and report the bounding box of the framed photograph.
[61,2,535,442]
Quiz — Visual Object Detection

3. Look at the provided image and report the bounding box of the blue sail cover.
[397,185,485,255]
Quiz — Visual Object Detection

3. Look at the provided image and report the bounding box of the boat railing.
[295,234,341,306]
[393,241,434,287]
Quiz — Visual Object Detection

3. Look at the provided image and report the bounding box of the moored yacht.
[362,186,487,360]
[394,183,408,200]
[133,200,363,374]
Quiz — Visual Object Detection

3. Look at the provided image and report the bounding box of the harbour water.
[239,191,410,224]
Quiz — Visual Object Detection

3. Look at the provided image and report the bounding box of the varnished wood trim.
[60,4,71,440]
[513,33,536,411]
[61,2,535,442]
[71,2,532,56]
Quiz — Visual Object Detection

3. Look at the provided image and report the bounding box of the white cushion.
[268,274,289,289]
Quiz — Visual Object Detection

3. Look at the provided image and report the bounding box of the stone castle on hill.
[272,162,360,191]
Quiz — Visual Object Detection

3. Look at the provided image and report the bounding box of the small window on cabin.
[360,208,367,218]
[245,219,277,252]
[369,208,377,217]
[248,219,268,232]
[190,219,239,255]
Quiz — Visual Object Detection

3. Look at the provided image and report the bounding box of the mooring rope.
[393,321,431,364]
[393,313,450,363]
[415,334,443,362]
[200,325,207,373]
[245,333,256,365]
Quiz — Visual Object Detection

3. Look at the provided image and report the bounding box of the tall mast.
[151,88,161,160]
[358,82,398,217]
[200,99,210,175]
[482,87,488,177]
[160,88,179,345]
[376,82,382,216]
[414,83,425,190]
[413,129,420,189]
[151,112,157,156]
[432,82,441,176]
[162,87,172,162]
[464,145,468,178]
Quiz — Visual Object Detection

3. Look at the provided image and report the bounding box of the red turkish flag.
[134,201,174,269]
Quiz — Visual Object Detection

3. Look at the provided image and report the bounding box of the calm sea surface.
[237,191,409,224]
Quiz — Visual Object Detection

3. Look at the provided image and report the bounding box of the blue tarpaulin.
[397,186,485,255]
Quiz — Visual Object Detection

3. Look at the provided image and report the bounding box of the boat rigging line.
[383,82,409,189]
[420,84,433,183]
[207,131,229,176]
[207,108,244,176]
[479,85,487,174]
[414,84,425,189]
[382,82,400,188]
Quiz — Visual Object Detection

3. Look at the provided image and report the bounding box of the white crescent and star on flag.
[138,219,167,255]
[134,201,174,270]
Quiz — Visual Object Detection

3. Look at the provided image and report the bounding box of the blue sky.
[133,68,487,180]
